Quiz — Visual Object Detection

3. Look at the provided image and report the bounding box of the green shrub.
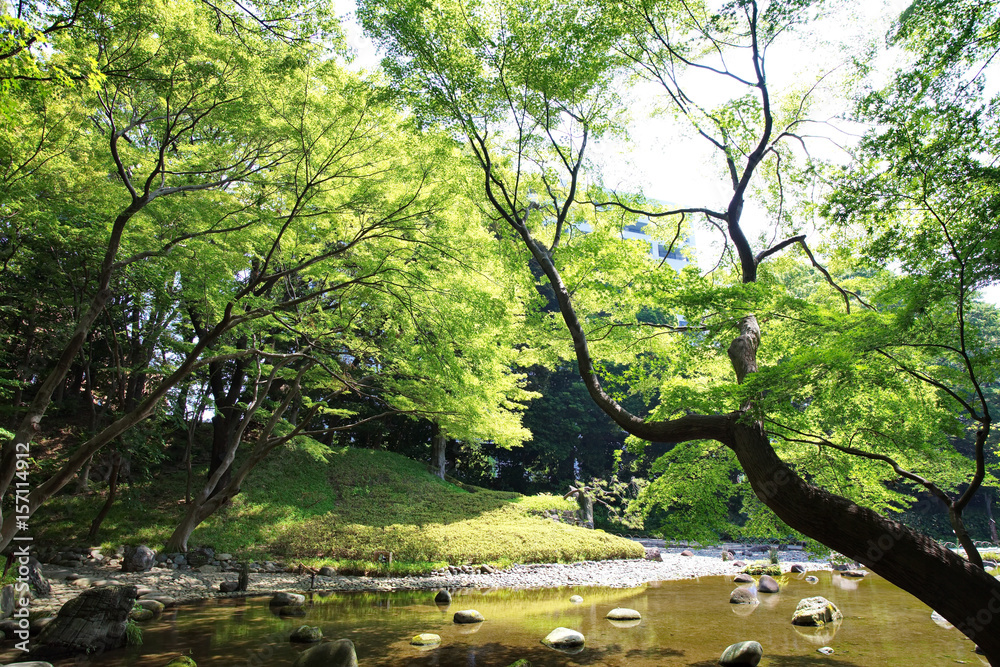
[742,561,781,576]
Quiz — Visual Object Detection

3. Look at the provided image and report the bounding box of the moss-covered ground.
[32,443,644,573]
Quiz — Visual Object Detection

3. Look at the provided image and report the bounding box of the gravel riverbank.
[30,544,831,615]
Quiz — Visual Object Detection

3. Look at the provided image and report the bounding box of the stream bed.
[6,570,986,666]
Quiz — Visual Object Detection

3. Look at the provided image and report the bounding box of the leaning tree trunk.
[726,417,1000,661]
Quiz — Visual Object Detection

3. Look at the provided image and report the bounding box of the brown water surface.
[7,571,988,666]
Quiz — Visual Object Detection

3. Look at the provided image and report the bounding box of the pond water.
[9,571,988,666]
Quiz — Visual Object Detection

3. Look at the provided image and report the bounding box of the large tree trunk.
[726,417,1000,660]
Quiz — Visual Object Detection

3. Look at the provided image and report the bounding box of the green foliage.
[125,616,143,647]
[630,441,744,543]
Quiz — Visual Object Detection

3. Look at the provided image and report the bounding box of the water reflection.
[5,572,982,667]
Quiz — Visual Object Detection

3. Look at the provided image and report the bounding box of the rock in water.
[541,627,585,649]
[135,599,165,616]
[271,591,305,606]
[291,638,358,667]
[730,587,759,605]
[569,595,583,604]
[453,609,485,624]
[410,633,441,647]
[605,608,641,621]
[121,546,156,573]
[720,640,763,666]
[791,597,843,626]
[434,589,452,605]
[757,574,780,593]
[289,625,323,643]
[27,585,137,660]
[733,573,754,583]
[790,564,806,573]
[164,658,197,667]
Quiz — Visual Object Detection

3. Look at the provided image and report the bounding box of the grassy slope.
[34,443,644,568]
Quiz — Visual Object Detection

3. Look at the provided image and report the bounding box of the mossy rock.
[791,597,843,627]
[164,658,197,667]
[411,633,441,647]
[742,563,780,576]
[129,608,155,622]
[290,625,323,643]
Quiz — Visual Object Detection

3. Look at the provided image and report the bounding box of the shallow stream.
[8,570,987,666]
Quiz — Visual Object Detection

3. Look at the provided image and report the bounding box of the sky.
[334,0,1000,306]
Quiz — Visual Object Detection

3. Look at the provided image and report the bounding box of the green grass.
[33,444,644,566]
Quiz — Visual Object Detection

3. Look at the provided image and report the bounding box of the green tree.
[360,0,1000,658]
[1,0,535,553]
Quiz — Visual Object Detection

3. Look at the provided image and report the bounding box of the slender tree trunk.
[87,451,121,541]
[986,490,998,545]
[164,373,309,552]
[432,429,447,480]
[76,455,93,495]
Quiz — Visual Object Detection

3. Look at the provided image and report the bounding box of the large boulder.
[121,546,156,573]
[792,597,843,626]
[27,584,138,660]
[541,627,585,649]
[291,639,358,667]
[720,640,763,666]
